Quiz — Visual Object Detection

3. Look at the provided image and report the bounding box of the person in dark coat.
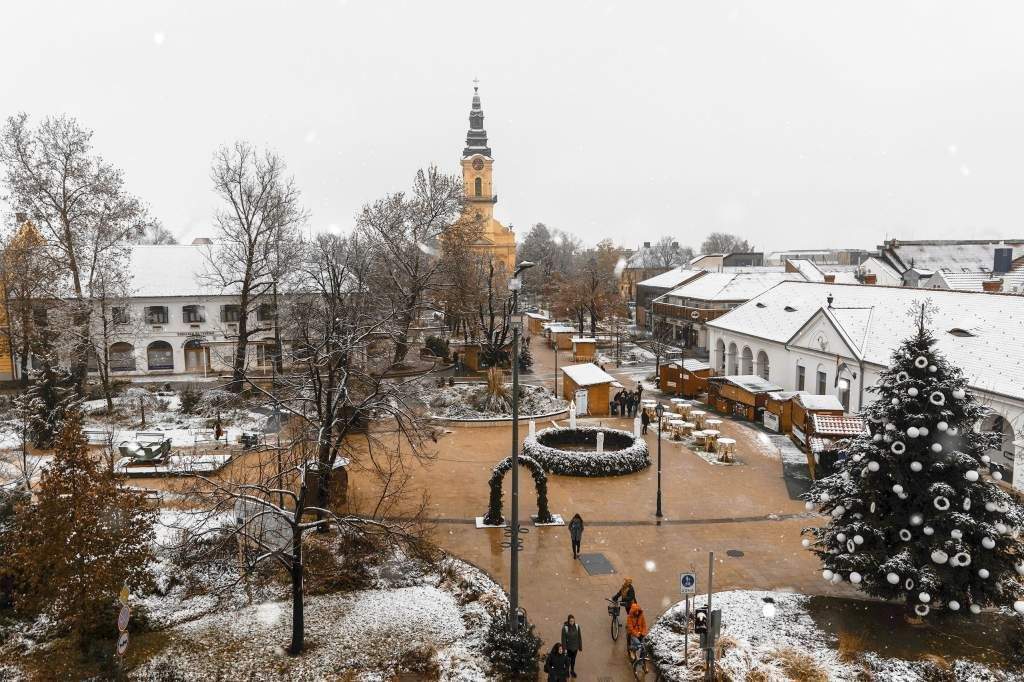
[637,380,645,402]
[544,643,571,682]
[568,513,584,559]
[611,577,637,615]
[561,615,583,678]
[641,408,651,435]
[625,392,635,418]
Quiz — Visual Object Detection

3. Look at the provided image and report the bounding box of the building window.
[757,350,769,380]
[817,370,827,395]
[32,305,47,328]
[112,306,130,325]
[147,340,174,371]
[256,343,276,367]
[182,304,206,323]
[221,304,242,323]
[474,177,482,197]
[109,342,136,372]
[257,303,276,322]
[796,365,805,391]
[145,306,169,324]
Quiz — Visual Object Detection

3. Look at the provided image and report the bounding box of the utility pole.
[706,551,716,681]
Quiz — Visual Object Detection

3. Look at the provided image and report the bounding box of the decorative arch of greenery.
[483,454,553,525]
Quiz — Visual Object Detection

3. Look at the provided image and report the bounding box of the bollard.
[596,431,604,453]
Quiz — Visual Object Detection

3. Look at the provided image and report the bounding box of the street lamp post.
[655,402,665,522]
[506,260,536,632]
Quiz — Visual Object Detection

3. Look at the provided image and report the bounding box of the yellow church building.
[459,84,516,272]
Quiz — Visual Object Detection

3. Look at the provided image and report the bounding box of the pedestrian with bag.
[544,642,571,682]
[568,513,584,559]
[641,407,651,435]
[561,615,583,678]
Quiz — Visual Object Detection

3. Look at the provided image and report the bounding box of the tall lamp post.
[505,260,536,632]
[655,402,665,522]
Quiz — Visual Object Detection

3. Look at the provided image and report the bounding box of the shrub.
[398,643,441,679]
[424,336,450,361]
[483,616,542,679]
[773,647,828,682]
[179,385,202,415]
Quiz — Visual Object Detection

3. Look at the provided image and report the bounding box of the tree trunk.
[231,310,249,393]
[289,536,305,654]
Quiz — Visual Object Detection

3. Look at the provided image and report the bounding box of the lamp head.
[655,403,665,418]
[514,260,537,277]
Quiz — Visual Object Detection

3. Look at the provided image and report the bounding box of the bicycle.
[606,598,622,641]
[630,635,659,681]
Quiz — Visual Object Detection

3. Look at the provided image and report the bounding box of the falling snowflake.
[153,32,166,46]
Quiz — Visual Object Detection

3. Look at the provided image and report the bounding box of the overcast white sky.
[3,1,1023,251]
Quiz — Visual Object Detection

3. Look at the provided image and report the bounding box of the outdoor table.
[668,419,686,439]
[680,421,696,436]
[692,430,708,447]
[703,429,721,452]
[717,437,737,462]
[690,410,707,428]
[706,418,723,430]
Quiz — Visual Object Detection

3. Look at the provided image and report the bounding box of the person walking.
[641,408,651,435]
[561,615,583,678]
[637,380,645,402]
[543,643,571,682]
[625,392,635,418]
[568,513,584,559]
[617,391,626,416]
[611,578,637,616]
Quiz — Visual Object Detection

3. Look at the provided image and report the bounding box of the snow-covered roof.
[923,271,1024,294]
[794,394,845,411]
[544,323,576,333]
[669,359,712,372]
[525,312,550,321]
[637,266,704,290]
[127,244,224,298]
[571,337,596,344]
[708,281,1024,401]
[710,374,783,393]
[561,363,616,387]
[882,240,1024,274]
[811,413,867,436]
[662,271,803,302]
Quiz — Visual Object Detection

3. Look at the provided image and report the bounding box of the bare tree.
[700,231,751,255]
[134,223,179,245]
[649,235,694,267]
[580,240,625,335]
[357,166,470,365]
[0,113,157,392]
[205,141,307,392]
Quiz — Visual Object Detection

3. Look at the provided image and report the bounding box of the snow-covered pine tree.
[802,305,1024,617]
[14,348,78,449]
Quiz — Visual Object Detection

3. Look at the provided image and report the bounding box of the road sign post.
[679,570,697,667]
[116,583,130,659]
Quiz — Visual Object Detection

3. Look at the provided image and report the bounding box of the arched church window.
[474,177,482,197]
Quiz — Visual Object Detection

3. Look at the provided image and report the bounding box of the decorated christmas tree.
[803,305,1024,617]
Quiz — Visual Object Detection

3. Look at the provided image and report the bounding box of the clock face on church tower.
[472,157,484,171]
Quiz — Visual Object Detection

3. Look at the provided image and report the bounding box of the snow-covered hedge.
[524,426,650,477]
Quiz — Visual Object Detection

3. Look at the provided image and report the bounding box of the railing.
[652,302,729,323]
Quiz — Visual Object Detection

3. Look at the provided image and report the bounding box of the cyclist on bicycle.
[611,577,636,615]
[626,602,649,661]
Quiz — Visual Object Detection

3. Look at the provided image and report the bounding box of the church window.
[474,177,482,197]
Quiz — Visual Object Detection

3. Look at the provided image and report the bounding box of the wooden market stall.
[571,337,597,362]
[545,323,577,350]
[526,312,550,334]
[659,359,713,398]
[790,394,845,448]
[763,390,805,433]
[561,363,617,417]
[806,412,868,479]
[705,375,783,422]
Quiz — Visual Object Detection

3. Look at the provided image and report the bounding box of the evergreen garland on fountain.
[483,454,553,525]
[524,426,650,477]
[802,309,1024,617]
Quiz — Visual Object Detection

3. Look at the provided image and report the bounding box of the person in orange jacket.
[626,602,649,661]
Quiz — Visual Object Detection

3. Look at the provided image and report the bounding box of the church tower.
[459,83,515,272]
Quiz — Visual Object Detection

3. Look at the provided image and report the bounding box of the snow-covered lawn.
[649,590,1021,681]
[415,380,567,420]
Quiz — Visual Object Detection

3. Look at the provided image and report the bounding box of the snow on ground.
[414,380,567,420]
[649,590,1020,681]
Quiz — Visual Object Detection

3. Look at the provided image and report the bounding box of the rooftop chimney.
[994,247,1013,275]
[823,274,836,284]
[643,241,651,248]
[863,273,877,285]
[982,278,1003,293]
[15,212,27,225]
[191,237,212,245]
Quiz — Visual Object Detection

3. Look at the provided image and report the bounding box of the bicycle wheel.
[611,615,619,641]
[632,657,648,680]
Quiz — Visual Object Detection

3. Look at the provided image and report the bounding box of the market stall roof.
[525,312,550,320]
[794,394,845,411]
[811,414,868,437]
[767,390,805,401]
[709,374,783,393]
[669,359,712,372]
[571,337,597,343]
[561,363,616,387]
[545,323,577,333]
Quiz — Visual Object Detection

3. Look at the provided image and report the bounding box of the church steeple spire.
[463,80,492,158]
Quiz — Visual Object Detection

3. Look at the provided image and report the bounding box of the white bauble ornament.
[832,574,842,584]
[997,503,1010,513]
[928,365,937,373]
[970,604,982,614]
[910,461,923,472]
[949,427,959,436]
[868,461,880,472]
[951,529,963,540]
[981,537,996,549]
[933,496,950,511]
[805,501,815,511]
[886,572,900,585]
[1015,602,1024,615]
[919,426,930,437]
[937,421,948,432]
[931,443,943,453]
[892,484,904,494]
[820,492,830,503]
[985,502,997,512]
[996,523,1008,535]
[852,454,863,463]
[908,387,919,397]
[910,513,924,526]
[952,388,966,400]
[906,427,920,438]
[847,539,856,553]
[993,471,1003,481]
[854,534,864,545]
[948,600,960,611]
[914,356,928,368]
[915,604,930,617]
[872,433,882,442]
[978,568,990,579]
[836,533,846,542]
[891,441,906,454]
[822,570,834,581]
[899,529,912,541]
[981,455,991,464]
[929,391,945,406]
[885,423,896,431]
[802,538,811,548]
[899,492,909,500]
[832,505,846,518]
[965,470,980,482]
[923,526,934,536]
[850,571,862,584]
[891,398,900,406]
[931,550,949,564]
[919,592,931,603]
